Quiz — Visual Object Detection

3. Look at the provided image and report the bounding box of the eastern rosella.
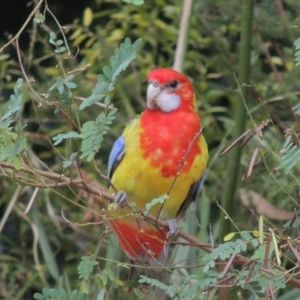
[108,67,208,270]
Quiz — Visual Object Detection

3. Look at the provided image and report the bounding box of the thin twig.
[24,187,40,214]
[74,97,116,110]
[0,185,22,233]
[220,252,237,278]
[245,147,259,178]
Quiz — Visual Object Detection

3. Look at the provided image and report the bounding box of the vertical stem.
[173,0,193,72]
[219,0,254,240]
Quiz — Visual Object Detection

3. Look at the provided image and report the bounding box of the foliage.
[33,288,84,300]
[294,37,300,68]
[277,135,300,173]
[0,78,26,169]
[79,38,142,109]
[78,255,98,280]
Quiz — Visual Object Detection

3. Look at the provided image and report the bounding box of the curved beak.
[147,82,162,110]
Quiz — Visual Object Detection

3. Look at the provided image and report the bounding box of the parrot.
[107,68,208,297]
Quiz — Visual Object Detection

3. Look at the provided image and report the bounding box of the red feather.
[110,220,168,259]
[140,109,201,177]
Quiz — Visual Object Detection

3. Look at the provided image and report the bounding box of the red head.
[147,68,196,113]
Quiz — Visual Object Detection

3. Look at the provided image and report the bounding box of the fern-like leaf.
[0,78,26,168]
[139,275,177,298]
[79,38,141,110]
[53,131,81,146]
[294,37,300,68]
[277,135,300,173]
[109,37,142,85]
[78,256,98,280]
[292,102,300,115]
[80,108,117,161]
[202,238,253,273]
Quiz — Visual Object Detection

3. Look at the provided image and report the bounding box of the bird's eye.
[168,80,179,89]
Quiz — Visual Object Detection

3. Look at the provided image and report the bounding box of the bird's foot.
[166,218,178,238]
[114,190,127,204]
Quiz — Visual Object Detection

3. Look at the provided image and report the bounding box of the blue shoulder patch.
[108,136,125,177]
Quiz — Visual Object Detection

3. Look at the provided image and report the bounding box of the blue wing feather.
[108,136,125,178]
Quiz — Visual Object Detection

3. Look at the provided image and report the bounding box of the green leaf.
[104,95,111,105]
[78,256,98,280]
[59,46,66,53]
[110,38,142,85]
[33,12,45,23]
[295,37,300,47]
[251,238,259,247]
[202,239,246,272]
[240,231,252,240]
[59,288,67,298]
[63,152,78,169]
[33,293,46,300]
[49,32,56,39]
[49,32,56,45]
[79,81,110,109]
[107,269,115,281]
[0,79,26,164]
[100,272,108,286]
[80,109,117,161]
[80,281,89,294]
[70,290,78,300]
[56,40,63,46]
[293,103,300,115]
[79,38,141,109]
[139,275,170,292]
[13,156,21,170]
[252,244,274,260]
[145,194,168,215]
[77,293,84,300]
[277,136,300,173]
[65,81,77,89]
[103,66,112,79]
[134,288,145,299]
[64,74,74,82]
[124,0,144,5]
[42,287,49,297]
[48,288,57,298]
[95,274,104,287]
[53,131,80,146]
[55,77,64,94]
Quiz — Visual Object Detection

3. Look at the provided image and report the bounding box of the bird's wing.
[108,136,125,181]
[176,175,205,217]
[108,115,141,181]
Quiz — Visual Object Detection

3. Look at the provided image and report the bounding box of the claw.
[166,218,178,238]
[114,190,127,204]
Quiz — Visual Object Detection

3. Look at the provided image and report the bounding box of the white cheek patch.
[155,90,181,112]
